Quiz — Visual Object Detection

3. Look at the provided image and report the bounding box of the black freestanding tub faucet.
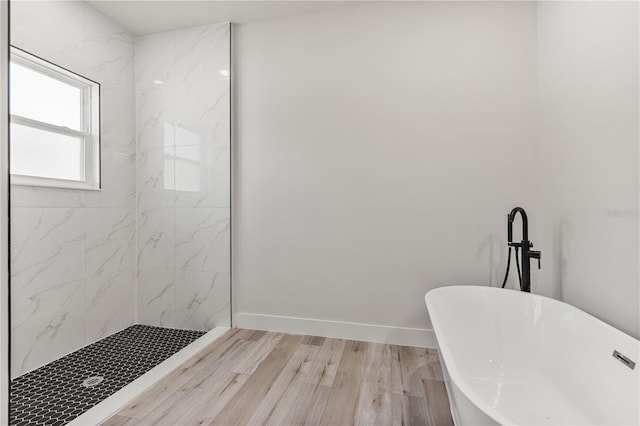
[507,207,541,293]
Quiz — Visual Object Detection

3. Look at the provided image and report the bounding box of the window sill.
[10,175,101,191]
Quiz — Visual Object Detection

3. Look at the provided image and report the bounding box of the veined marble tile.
[86,209,135,277]
[11,208,86,293]
[9,1,140,376]
[136,33,175,153]
[174,24,229,71]
[85,144,136,209]
[9,2,85,73]
[137,209,175,269]
[101,80,136,150]
[136,88,175,154]
[174,24,230,148]
[136,147,175,209]
[10,185,85,208]
[175,208,230,273]
[174,144,230,208]
[86,270,135,342]
[137,268,175,327]
[81,4,135,82]
[175,270,230,330]
[12,3,126,85]
[11,280,86,378]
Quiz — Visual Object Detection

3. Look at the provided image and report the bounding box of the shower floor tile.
[10,324,206,426]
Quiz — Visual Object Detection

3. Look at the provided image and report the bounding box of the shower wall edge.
[0,0,9,423]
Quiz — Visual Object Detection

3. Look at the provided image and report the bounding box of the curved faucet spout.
[505,206,539,293]
[508,207,528,243]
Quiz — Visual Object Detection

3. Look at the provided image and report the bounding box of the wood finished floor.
[103,329,454,426]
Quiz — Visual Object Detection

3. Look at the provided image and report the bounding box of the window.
[9,47,100,190]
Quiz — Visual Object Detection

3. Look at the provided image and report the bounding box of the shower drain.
[81,376,104,388]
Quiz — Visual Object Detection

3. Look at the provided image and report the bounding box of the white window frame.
[9,46,100,190]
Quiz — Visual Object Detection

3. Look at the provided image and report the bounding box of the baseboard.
[68,327,230,426]
[234,313,436,348]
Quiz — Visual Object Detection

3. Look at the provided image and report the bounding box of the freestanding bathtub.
[425,285,639,425]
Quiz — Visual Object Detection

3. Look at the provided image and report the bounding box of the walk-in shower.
[7,2,231,424]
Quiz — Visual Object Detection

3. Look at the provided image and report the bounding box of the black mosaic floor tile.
[10,325,206,425]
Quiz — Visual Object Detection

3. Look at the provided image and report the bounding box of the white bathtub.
[425,285,639,425]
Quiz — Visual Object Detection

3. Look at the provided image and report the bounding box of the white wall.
[10,1,136,377]
[536,1,640,338]
[135,24,231,330]
[234,1,538,345]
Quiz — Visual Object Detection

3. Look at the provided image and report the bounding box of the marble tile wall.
[9,7,231,378]
[135,24,231,332]
[10,1,136,378]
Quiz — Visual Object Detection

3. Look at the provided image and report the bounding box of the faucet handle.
[529,250,541,269]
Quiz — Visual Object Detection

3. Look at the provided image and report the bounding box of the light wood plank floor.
[103,329,453,426]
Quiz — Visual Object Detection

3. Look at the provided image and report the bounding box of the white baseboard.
[68,327,230,426]
[234,313,436,348]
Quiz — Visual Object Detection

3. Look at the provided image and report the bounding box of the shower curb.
[67,326,230,426]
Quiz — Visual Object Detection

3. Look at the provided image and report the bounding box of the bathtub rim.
[424,285,639,426]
